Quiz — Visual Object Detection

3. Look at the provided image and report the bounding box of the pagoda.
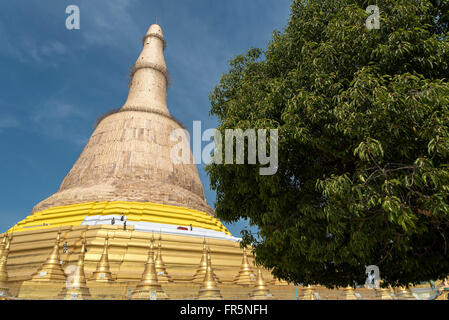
[0,23,292,300]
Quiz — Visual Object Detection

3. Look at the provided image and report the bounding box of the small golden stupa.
[192,238,209,283]
[29,230,66,282]
[207,248,221,284]
[299,285,316,300]
[154,233,172,283]
[90,234,113,282]
[250,268,272,300]
[341,286,357,300]
[61,233,91,300]
[197,251,222,300]
[376,285,395,300]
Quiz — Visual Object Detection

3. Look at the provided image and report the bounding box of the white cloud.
[32,101,85,122]
[0,20,68,65]
[40,41,67,56]
[78,0,140,49]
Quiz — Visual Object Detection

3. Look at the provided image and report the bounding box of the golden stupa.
[0,23,295,300]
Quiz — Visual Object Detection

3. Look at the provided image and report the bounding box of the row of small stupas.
[1,230,434,300]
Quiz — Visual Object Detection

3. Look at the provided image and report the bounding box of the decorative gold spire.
[0,234,11,297]
[250,268,273,300]
[375,282,394,300]
[123,24,169,115]
[90,234,113,282]
[30,230,66,282]
[154,233,173,283]
[192,238,209,283]
[62,233,91,300]
[299,285,316,300]
[131,239,168,300]
[197,248,222,300]
[233,247,255,285]
[342,285,357,300]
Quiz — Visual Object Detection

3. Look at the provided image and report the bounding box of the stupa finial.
[154,233,173,283]
[250,267,272,299]
[233,246,255,285]
[30,229,66,282]
[90,233,113,282]
[192,238,209,283]
[62,232,91,300]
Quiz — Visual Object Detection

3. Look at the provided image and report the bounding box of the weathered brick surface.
[33,111,213,216]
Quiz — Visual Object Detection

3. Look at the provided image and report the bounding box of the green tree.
[207,0,449,288]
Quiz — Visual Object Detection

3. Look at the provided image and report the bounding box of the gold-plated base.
[233,248,255,285]
[59,286,92,300]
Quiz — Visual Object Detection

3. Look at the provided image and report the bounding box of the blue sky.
[0,0,291,236]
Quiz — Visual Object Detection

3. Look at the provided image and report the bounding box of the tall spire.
[131,239,168,300]
[31,230,66,282]
[154,233,173,283]
[123,24,169,115]
[233,247,255,285]
[0,234,11,297]
[90,234,113,282]
[62,233,91,300]
[192,238,209,283]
